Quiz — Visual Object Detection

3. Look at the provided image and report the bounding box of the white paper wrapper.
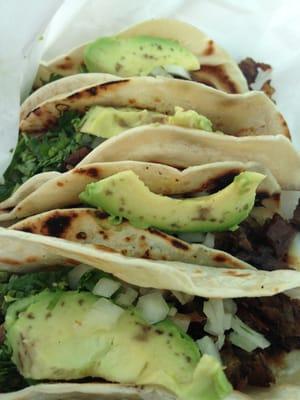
[1,0,300,176]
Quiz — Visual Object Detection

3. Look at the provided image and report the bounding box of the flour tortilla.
[1,228,300,298]
[33,19,248,94]
[21,73,120,121]
[4,382,300,400]
[21,75,289,138]
[76,127,299,190]
[10,208,253,270]
[0,160,279,221]
[0,383,251,400]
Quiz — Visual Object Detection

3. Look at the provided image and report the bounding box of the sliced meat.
[261,80,275,99]
[291,198,300,229]
[238,57,271,86]
[237,294,300,351]
[215,214,296,271]
[264,214,296,258]
[221,343,275,390]
[64,146,91,170]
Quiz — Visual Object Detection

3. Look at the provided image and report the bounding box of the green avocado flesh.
[79,106,213,138]
[79,170,265,233]
[5,291,231,400]
[83,36,200,76]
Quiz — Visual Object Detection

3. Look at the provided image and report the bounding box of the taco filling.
[0,106,213,202]
[1,268,299,397]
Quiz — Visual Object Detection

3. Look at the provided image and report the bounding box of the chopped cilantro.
[0,111,96,202]
[0,271,69,318]
[78,269,111,292]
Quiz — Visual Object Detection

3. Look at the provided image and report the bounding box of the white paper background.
[1,0,300,178]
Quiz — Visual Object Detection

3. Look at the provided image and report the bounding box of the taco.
[33,19,248,94]
[0,73,291,212]
[1,228,300,399]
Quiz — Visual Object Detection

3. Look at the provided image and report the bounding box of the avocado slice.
[79,106,213,138]
[84,36,200,76]
[5,291,231,400]
[79,170,265,233]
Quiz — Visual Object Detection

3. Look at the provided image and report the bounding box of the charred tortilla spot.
[203,40,214,56]
[25,256,38,263]
[45,312,52,319]
[203,169,241,193]
[143,249,150,258]
[33,108,42,117]
[93,244,117,253]
[76,231,87,240]
[0,206,14,212]
[148,227,168,239]
[26,313,35,319]
[57,59,74,70]
[225,270,251,277]
[128,98,136,105]
[170,238,189,251]
[278,113,291,139]
[192,65,239,94]
[0,257,20,266]
[84,167,100,178]
[213,254,228,263]
[95,210,109,219]
[87,87,97,96]
[42,213,76,237]
[56,181,64,187]
[68,79,130,100]
[67,91,83,100]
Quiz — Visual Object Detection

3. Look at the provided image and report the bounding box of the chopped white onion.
[203,233,215,248]
[203,299,237,350]
[172,291,194,305]
[68,264,93,290]
[115,287,138,307]
[197,336,221,362]
[223,299,237,315]
[176,232,206,243]
[229,316,271,352]
[84,298,124,330]
[171,314,191,333]
[164,65,192,80]
[216,333,225,350]
[92,278,121,298]
[137,292,169,324]
[203,299,224,336]
[250,68,272,91]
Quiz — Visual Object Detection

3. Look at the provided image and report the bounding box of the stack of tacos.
[1,19,300,400]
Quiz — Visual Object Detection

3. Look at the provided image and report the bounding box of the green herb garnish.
[0,111,95,202]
